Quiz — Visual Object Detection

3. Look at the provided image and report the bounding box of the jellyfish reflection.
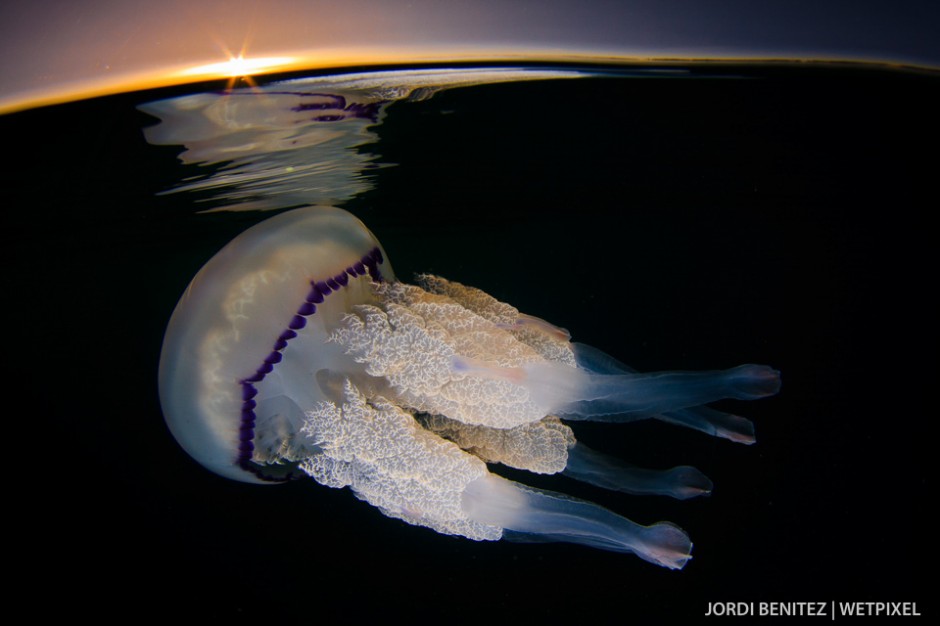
[139,68,591,212]
[159,206,779,569]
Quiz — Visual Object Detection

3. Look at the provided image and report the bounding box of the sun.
[221,54,294,77]
[177,54,296,87]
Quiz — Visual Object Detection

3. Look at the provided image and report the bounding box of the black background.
[3,64,933,621]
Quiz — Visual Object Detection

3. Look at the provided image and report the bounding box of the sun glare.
[179,55,296,79]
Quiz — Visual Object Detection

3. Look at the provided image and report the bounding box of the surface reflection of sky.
[139,68,592,211]
[1,0,938,113]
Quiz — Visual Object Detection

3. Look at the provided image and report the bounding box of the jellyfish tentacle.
[420,414,575,475]
[461,473,693,569]
[300,380,504,542]
[656,405,756,445]
[524,360,779,417]
[570,342,760,443]
[563,442,713,500]
[569,341,635,375]
[506,313,572,341]
[454,348,780,424]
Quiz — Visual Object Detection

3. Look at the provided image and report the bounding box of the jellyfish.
[159,206,780,569]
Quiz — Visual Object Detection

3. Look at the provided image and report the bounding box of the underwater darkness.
[2,64,934,620]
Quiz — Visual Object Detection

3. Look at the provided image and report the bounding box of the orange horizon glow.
[1,46,932,116]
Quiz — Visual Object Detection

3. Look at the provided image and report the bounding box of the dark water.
[3,63,933,620]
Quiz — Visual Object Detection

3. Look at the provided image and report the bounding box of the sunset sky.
[1,0,937,112]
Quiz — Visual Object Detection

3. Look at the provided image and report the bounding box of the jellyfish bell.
[159,205,779,568]
[159,206,393,483]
